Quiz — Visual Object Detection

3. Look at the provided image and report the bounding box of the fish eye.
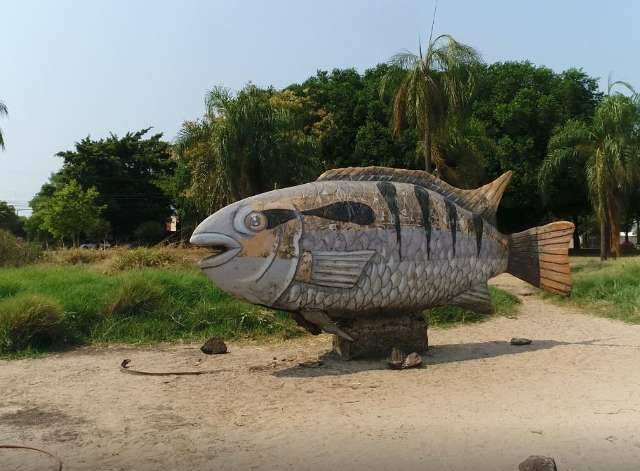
[244,212,267,232]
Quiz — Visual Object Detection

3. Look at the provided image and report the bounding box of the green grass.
[427,286,520,327]
[0,259,522,355]
[0,265,301,355]
[547,256,640,323]
[0,294,64,353]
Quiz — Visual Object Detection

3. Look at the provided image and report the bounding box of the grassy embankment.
[0,239,520,355]
[547,256,640,323]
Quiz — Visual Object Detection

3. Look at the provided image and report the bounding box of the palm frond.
[388,51,420,70]
[608,78,636,96]
[0,99,6,150]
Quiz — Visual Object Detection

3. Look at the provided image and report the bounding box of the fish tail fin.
[507,221,575,296]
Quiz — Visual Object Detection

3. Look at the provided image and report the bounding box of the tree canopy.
[35,180,106,247]
[24,50,633,251]
[51,129,174,240]
[0,201,23,235]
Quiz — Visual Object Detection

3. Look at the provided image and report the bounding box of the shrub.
[0,230,41,267]
[0,294,64,353]
[46,248,110,265]
[111,248,177,271]
[106,278,164,317]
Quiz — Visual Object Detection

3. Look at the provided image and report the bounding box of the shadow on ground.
[274,338,637,378]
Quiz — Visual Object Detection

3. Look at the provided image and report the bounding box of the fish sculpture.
[190,167,574,341]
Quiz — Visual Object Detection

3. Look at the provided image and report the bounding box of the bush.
[111,248,177,271]
[106,278,164,317]
[0,294,64,353]
[46,248,110,265]
[0,230,41,267]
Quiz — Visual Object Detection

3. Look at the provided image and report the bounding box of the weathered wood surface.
[332,314,428,360]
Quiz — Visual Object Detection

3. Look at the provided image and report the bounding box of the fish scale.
[275,180,508,316]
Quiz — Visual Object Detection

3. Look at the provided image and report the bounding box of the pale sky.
[1,0,638,213]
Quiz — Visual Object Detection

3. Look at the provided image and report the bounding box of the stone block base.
[332,314,428,360]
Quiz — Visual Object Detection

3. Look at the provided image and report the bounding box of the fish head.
[190,191,302,305]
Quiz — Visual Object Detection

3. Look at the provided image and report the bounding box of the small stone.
[200,337,228,354]
[518,455,557,471]
[511,337,532,346]
[298,360,324,368]
[388,347,405,370]
[401,352,423,369]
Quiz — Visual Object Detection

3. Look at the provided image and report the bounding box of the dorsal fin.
[317,166,512,225]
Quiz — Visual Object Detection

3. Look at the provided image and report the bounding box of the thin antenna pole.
[428,0,439,46]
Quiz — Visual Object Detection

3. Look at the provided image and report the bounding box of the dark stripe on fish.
[302,201,375,225]
[263,201,375,229]
[377,181,402,258]
[473,214,483,255]
[445,200,458,256]
[263,209,296,229]
[413,186,431,259]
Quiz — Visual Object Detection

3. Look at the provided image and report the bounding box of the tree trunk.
[600,219,608,261]
[423,121,432,173]
[608,205,619,259]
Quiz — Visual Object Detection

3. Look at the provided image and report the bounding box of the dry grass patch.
[0,230,41,267]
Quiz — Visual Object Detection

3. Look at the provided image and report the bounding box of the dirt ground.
[2,274,640,471]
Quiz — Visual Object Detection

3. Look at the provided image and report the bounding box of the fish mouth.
[190,232,241,268]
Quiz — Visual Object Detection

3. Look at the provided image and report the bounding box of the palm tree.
[381,34,482,172]
[0,100,7,150]
[539,83,640,260]
[175,85,320,221]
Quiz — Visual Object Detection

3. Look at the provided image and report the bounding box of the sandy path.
[1,274,640,471]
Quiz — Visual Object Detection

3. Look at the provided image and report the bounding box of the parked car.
[79,241,112,250]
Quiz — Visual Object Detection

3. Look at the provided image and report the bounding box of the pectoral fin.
[295,250,375,289]
[449,283,494,314]
[301,311,354,341]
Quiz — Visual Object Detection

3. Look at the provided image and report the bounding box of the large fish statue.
[190,167,574,340]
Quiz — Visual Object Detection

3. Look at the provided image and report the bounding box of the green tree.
[288,65,419,170]
[382,34,482,172]
[0,201,23,235]
[470,62,601,232]
[52,129,174,240]
[539,91,640,259]
[37,181,106,247]
[0,100,7,150]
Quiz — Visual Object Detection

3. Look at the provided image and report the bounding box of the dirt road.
[2,274,640,471]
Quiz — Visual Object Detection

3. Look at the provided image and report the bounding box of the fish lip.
[190,232,241,268]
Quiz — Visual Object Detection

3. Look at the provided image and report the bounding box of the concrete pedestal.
[332,313,428,360]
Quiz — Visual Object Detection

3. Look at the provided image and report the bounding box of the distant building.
[620,221,638,246]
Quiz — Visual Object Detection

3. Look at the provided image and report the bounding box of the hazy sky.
[1,0,638,212]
